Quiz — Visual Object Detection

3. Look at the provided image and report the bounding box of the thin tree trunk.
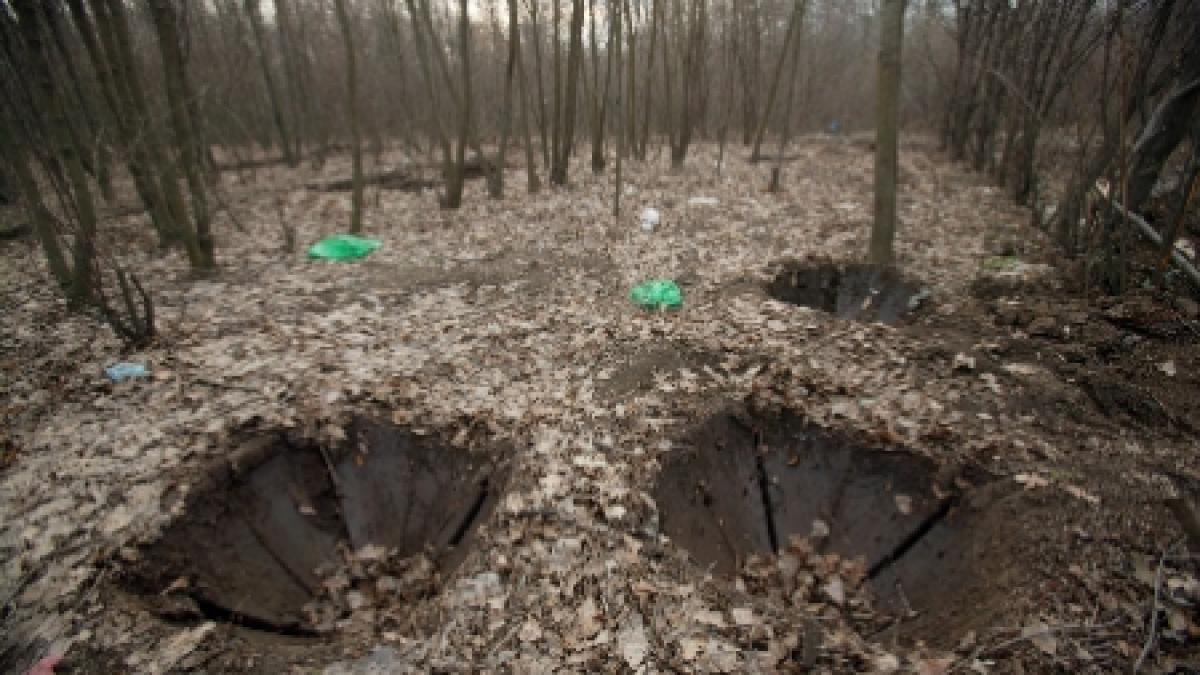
[552,0,563,176]
[0,102,71,290]
[405,0,453,169]
[871,0,905,265]
[552,0,585,185]
[614,0,624,218]
[750,0,804,162]
[244,0,297,166]
[769,1,804,193]
[638,0,660,159]
[332,0,364,230]
[66,0,172,240]
[442,0,471,208]
[275,0,312,159]
[527,0,550,168]
[94,0,192,248]
[11,0,97,303]
[492,0,521,199]
[147,0,215,268]
[516,0,541,193]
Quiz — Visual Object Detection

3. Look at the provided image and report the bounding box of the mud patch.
[125,418,506,635]
[766,260,927,324]
[654,409,1028,644]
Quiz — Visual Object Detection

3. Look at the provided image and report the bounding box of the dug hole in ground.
[3,138,1200,673]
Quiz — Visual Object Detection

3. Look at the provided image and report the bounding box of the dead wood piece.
[227,435,280,478]
[1101,193,1200,290]
[0,222,32,240]
[306,169,434,193]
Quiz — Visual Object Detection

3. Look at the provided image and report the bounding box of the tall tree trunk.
[527,0,550,168]
[551,0,585,185]
[588,0,615,173]
[244,0,297,166]
[275,0,312,159]
[441,0,471,208]
[516,0,541,193]
[43,4,115,203]
[871,0,905,266]
[1125,47,1200,213]
[93,0,192,248]
[614,0,624,217]
[405,0,453,170]
[66,0,170,236]
[0,99,71,291]
[332,0,365,230]
[750,0,804,161]
[638,0,660,159]
[10,0,97,303]
[147,0,215,268]
[769,0,805,193]
[491,0,521,199]
[551,0,563,177]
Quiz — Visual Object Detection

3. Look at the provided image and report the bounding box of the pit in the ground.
[654,409,1024,643]
[766,260,927,324]
[126,417,506,634]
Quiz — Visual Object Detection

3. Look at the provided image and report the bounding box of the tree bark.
[244,0,297,166]
[147,0,215,268]
[332,0,365,230]
[750,0,804,162]
[871,0,905,265]
[9,0,98,303]
[491,0,521,199]
[516,0,541,193]
[1125,33,1200,214]
[551,0,585,185]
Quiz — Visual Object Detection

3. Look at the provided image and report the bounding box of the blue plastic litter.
[105,362,148,381]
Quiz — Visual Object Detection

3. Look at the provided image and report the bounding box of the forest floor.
[2,136,1199,674]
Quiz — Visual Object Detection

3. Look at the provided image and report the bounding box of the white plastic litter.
[640,207,660,232]
[687,197,719,207]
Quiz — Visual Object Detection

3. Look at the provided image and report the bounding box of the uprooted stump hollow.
[125,418,507,635]
[654,409,1026,643]
[766,260,928,324]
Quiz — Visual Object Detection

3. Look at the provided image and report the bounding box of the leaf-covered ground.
[2,137,1199,673]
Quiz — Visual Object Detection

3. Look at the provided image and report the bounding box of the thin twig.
[949,618,1124,673]
[1133,540,1181,673]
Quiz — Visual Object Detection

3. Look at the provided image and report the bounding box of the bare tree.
[245,0,298,166]
[333,0,365,230]
[871,0,905,266]
[147,0,215,268]
[550,0,585,185]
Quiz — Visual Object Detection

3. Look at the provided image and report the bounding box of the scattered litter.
[639,208,660,232]
[1014,472,1050,489]
[1159,360,1177,377]
[307,234,381,260]
[104,362,148,382]
[25,655,61,675]
[687,197,719,207]
[982,255,1020,271]
[630,279,682,310]
[908,287,932,309]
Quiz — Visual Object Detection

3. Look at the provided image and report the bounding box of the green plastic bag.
[307,234,381,260]
[630,279,683,310]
